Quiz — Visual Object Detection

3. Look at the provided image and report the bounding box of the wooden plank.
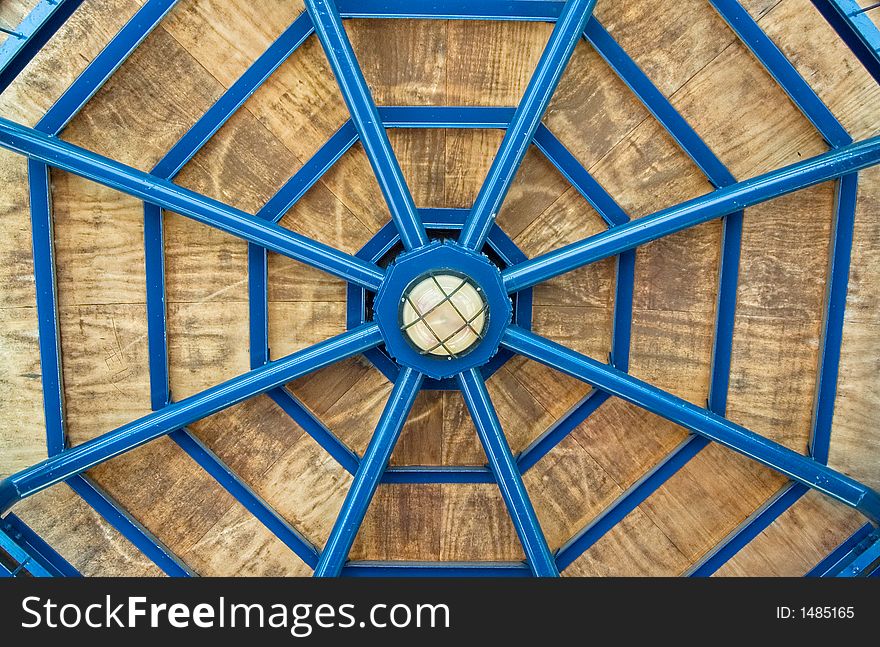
[439,483,523,561]
[752,0,880,141]
[639,443,787,564]
[564,506,690,576]
[350,484,442,561]
[0,306,46,478]
[14,484,163,577]
[0,0,144,127]
[715,489,866,577]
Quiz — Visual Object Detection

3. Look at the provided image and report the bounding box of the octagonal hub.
[373,241,512,380]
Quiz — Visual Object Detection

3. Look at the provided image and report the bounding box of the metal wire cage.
[0,0,879,578]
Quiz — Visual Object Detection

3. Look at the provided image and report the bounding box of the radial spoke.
[0,117,384,291]
[457,368,559,576]
[502,135,880,293]
[0,324,383,514]
[314,367,424,577]
[458,0,597,250]
[501,326,880,522]
[305,0,428,251]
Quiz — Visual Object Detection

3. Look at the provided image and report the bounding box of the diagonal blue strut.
[314,367,424,577]
[459,0,598,250]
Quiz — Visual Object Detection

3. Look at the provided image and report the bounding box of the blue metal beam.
[336,0,564,21]
[0,527,53,576]
[710,0,851,149]
[381,466,495,484]
[458,368,559,576]
[502,326,880,522]
[532,124,628,227]
[502,135,880,293]
[0,117,385,291]
[305,0,428,251]
[835,530,880,576]
[267,387,360,475]
[152,12,315,180]
[27,161,66,456]
[812,173,859,463]
[0,324,382,514]
[378,105,513,129]
[459,0,598,250]
[0,0,86,95]
[342,560,532,576]
[517,390,609,472]
[314,367,424,577]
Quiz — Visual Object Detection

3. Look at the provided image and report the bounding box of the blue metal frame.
[0,0,877,577]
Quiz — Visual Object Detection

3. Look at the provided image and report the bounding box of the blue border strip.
[342,560,532,576]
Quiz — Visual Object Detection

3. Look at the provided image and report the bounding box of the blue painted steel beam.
[378,105,513,129]
[314,367,424,577]
[459,0,598,250]
[0,117,385,291]
[687,482,808,576]
[152,12,315,180]
[0,324,382,514]
[807,523,876,576]
[0,0,86,95]
[502,326,880,522]
[37,0,178,136]
[556,434,709,570]
[812,173,859,463]
[66,474,194,576]
[305,0,428,251]
[27,161,66,456]
[336,0,564,21]
[170,429,320,568]
[342,561,532,577]
[381,466,495,484]
[458,368,558,577]
[583,19,738,186]
[710,0,852,148]
[502,135,880,293]
[0,514,80,577]
[809,0,880,84]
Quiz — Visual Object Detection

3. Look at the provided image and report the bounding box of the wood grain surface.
[0,0,877,576]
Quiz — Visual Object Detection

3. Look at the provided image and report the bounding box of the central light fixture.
[400,272,488,357]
